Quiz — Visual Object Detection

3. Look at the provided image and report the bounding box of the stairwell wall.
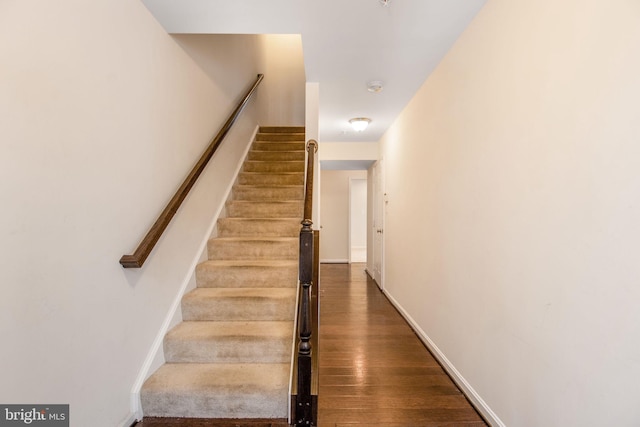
[0,3,267,427]
[379,0,640,426]
[256,34,306,127]
[173,33,306,128]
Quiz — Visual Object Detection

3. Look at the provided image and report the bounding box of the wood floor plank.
[319,366,448,376]
[320,407,483,423]
[317,263,487,427]
[319,384,463,398]
[318,394,474,410]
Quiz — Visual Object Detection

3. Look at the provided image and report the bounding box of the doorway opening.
[349,178,367,263]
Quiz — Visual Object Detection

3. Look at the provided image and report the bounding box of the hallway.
[318,263,487,427]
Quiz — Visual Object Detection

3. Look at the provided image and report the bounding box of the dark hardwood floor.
[317,263,487,427]
[134,263,487,427]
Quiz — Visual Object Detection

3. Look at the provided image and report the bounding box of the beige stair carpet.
[141,126,305,420]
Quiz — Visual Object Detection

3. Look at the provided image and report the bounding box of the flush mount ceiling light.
[367,80,384,93]
[349,118,371,132]
[379,0,391,6]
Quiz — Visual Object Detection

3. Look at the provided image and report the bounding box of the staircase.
[141,126,306,420]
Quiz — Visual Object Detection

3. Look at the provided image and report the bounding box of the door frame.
[371,159,385,289]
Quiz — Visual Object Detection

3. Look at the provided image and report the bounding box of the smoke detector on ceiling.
[367,81,384,93]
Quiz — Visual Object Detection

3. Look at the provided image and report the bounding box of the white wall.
[319,142,378,161]
[173,34,262,97]
[305,82,321,226]
[379,0,640,426]
[319,170,367,262]
[0,3,266,426]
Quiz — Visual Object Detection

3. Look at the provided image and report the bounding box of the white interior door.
[371,160,384,288]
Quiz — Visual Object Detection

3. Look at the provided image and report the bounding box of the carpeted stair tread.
[239,172,304,186]
[248,150,305,161]
[226,201,303,218]
[197,259,299,268]
[140,363,290,418]
[244,161,304,173]
[195,260,298,288]
[208,236,298,242]
[252,142,305,152]
[255,133,304,141]
[216,218,300,238]
[181,288,296,321]
[233,185,304,201]
[208,237,297,261]
[164,321,293,363]
[259,126,305,133]
[217,218,300,237]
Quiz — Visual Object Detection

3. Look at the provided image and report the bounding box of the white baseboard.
[320,258,349,264]
[382,290,505,427]
[118,412,138,427]
[129,125,259,418]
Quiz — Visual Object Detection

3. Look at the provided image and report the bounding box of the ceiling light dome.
[349,118,371,132]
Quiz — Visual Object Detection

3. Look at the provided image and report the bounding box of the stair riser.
[226,202,303,218]
[182,296,295,321]
[164,336,290,363]
[252,142,305,151]
[233,186,303,201]
[260,126,305,133]
[256,133,304,141]
[238,173,304,186]
[244,161,304,173]
[248,151,305,161]
[217,219,300,237]
[141,363,290,418]
[208,239,298,260]
[141,390,287,419]
[196,264,298,287]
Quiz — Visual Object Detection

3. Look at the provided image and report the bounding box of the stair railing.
[291,139,319,426]
[119,74,264,268]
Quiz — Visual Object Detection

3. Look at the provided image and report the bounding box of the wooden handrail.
[119,74,264,268]
[303,140,317,221]
[292,139,319,426]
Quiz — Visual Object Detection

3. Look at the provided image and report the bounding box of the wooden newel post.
[296,140,317,426]
[299,221,313,357]
[296,220,314,425]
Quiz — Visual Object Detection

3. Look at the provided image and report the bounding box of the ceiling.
[142,0,486,143]
[321,160,376,171]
